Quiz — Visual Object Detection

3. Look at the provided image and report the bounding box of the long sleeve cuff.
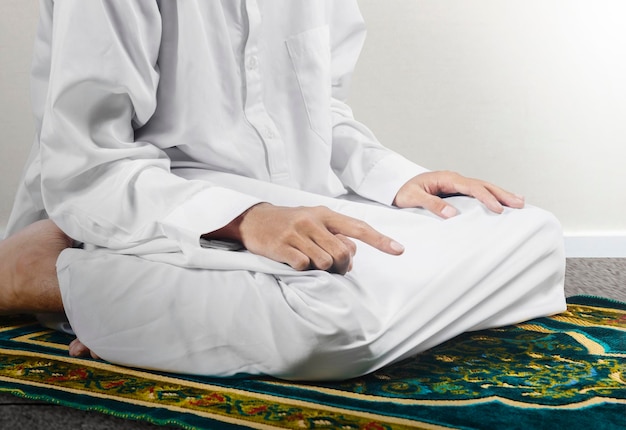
[356,153,429,206]
[160,186,262,251]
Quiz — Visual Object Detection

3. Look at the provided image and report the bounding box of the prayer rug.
[0,296,624,429]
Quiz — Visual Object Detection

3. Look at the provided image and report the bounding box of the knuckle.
[334,249,351,267]
[316,205,335,221]
[292,214,314,230]
[336,235,357,255]
[291,256,310,271]
[347,241,357,254]
[308,205,326,217]
[278,230,298,245]
[375,236,389,250]
[315,255,334,271]
[352,220,370,235]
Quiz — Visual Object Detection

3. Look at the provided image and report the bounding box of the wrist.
[202,203,268,243]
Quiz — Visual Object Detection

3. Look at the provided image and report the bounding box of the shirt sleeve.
[39,1,261,251]
[328,1,429,206]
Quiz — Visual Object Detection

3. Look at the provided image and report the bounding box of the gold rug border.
[11,330,69,351]
[266,309,626,410]
[1,301,623,426]
[565,303,626,316]
[262,380,626,410]
[0,321,39,333]
[0,348,447,430]
[1,347,623,413]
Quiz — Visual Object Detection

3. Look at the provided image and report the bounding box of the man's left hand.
[393,171,525,218]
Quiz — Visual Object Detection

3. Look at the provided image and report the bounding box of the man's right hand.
[204,203,404,275]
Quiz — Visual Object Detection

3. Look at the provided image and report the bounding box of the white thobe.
[6,0,566,380]
[7,0,426,250]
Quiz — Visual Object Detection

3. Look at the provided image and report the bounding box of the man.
[0,0,565,380]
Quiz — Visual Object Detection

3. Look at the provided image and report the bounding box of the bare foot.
[0,220,72,313]
[69,338,100,359]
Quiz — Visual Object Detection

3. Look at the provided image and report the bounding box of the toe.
[69,338,93,357]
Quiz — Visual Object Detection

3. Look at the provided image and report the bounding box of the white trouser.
[55,170,566,380]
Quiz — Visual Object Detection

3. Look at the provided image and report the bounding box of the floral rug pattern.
[0,296,624,429]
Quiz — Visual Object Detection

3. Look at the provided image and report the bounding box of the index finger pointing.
[324,212,404,256]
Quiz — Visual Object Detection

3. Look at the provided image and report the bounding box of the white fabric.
[5,0,427,248]
[5,0,566,380]
[57,171,566,380]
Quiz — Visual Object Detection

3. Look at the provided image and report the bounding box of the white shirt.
[7,0,427,255]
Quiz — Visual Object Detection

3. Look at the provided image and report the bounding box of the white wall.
[0,0,39,232]
[2,1,625,255]
[352,0,626,237]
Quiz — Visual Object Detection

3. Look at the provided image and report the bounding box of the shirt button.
[263,127,275,139]
[247,55,258,70]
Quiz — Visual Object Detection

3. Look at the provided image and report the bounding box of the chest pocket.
[286,26,332,144]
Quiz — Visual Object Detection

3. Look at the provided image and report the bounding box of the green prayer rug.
[0,296,624,429]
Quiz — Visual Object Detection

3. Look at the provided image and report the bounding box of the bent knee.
[269,324,378,381]
[527,207,565,261]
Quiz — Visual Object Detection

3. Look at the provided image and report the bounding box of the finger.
[447,174,524,211]
[484,183,525,209]
[300,242,335,272]
[459,181,524,213]
[468,185,505,214]
[318,233,355,274]
[335,234,356,272]
[279,247,312,271]
[413,192,459,219]
[335,234,357,257]
[442,177,504,214]
[297,230,352,274]
[323,212,405,256]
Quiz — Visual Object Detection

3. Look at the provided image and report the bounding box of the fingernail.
[515,194,525,202]
[442,206,457,218]
[390,240,405,253]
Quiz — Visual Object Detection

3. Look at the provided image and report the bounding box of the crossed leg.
[53,195,566,380]
[1,194,566,379]
[0,220,69,313]
[0,219,98,358]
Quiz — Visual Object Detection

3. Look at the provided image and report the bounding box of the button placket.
[242,0,289,184]
[246,55,258,70]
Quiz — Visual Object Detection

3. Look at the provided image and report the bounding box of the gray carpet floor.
[1,258,624,429]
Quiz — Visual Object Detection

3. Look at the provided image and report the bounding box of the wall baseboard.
[564,235,626,258]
